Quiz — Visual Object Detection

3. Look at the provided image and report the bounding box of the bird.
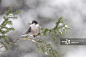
[21,20,41,37]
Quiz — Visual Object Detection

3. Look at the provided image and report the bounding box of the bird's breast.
[29,25,40,35]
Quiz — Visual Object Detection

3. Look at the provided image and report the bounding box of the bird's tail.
[20,33,29,37]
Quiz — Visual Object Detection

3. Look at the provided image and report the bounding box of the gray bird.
[21,20,41,37]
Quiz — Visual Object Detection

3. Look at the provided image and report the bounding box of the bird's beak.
[28,23,31,25]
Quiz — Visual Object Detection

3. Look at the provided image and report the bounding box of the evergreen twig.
[0,5,71,57]
[0,5,21,51]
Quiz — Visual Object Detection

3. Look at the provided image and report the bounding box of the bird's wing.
[25,27,31,34]
[38,26,41,32]
[20,27,31,37]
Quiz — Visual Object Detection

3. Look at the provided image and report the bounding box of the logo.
[60,38,86,45]
[61,39,70,45]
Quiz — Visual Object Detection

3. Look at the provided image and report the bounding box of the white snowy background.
[0,0,86,57]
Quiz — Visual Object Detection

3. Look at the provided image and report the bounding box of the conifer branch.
[0,5,71,57]
[0,5,21,51]
[0,36,60,57]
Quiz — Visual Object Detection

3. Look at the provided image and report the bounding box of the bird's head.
[29,20,38,25]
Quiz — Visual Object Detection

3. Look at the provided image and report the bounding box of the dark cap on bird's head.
[29,20,38,25]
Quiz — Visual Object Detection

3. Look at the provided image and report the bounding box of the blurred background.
[0,0,86,57]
